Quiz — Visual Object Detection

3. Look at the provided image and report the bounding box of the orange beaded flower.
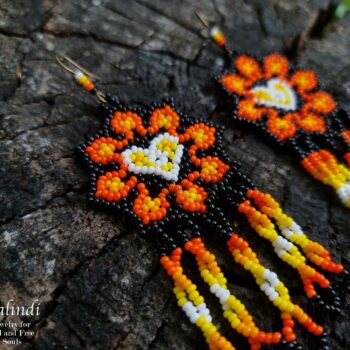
[79,100,230,233]
[219,53,337,142]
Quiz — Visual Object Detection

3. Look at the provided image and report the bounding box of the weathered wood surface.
[0,0,349,349]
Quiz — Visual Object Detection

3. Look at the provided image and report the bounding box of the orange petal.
[148,105,180,135]
[297,113,326,133]
[111,111,146,137]
[263,53,289,78]
[237,99,264,121]
[173,181,208,213]
[192,156,230,183]
[220,73,249,95]
[85,137,121,164]
[234,54,262,80]
[133,190,169,224]
[290,70,318,93]
[182,123,216,149]
[267,113,297,141]
[308,91,336,114]
[95,172,137,202]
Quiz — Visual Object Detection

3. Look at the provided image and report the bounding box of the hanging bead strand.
[161,248,236,350]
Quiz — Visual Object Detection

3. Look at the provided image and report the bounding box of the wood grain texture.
[0,0,349,349]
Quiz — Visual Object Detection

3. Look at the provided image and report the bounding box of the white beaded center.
[251,78,297,111]
[121,133,184,181]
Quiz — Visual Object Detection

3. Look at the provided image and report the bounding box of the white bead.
[219,290,230,303]
[273,236,285,248]
[266,286,274,296]
[285,241,294,251]
[263,269,271,279]
[260,282,269,292]
[190,314,199,324]
[182,302,192,313]
[210,25,221,37]
[197,303,207,312]
[337,182,350,204]
[281,227,293,239]
[269,273,279,287]
[215,289,222,298]
[222,303,230,311]
[268,291,278,301]
[74,70,84,81]
[290,221,303,235]
[199,309,210,316]
[271,291,279,300]
[186,307,197,319]
[210,283,220,294]
[215,288,224,299]
[129,164,135,171]
[277,249,286,258]
[205,315,212,323]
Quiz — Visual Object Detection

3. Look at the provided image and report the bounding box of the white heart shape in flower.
[122,133,184,181]
[251,78,297,111]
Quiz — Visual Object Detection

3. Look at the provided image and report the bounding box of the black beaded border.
[76,94,253,255]
[216,52,350,161]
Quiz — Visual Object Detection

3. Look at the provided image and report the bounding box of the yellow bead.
[78,74,88,84]
[231,318,240,328]
[194,296,204,305]
[196,316,206,327]
[186,284,196,293]
[223,310,231,318]
[178,298,187,307]
[202,322,210,332]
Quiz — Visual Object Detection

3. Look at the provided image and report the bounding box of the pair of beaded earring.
[56,40,344,350]
[196,13,350,209]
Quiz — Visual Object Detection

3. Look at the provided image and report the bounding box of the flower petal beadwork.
[219,53,336,142]
[218,53,350,207]
[78,98,232,252]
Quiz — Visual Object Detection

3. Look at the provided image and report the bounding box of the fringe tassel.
[301,150,350,208]
[161,248,236,350]
[238,189,343,298]
[185,237,281,350]
[161,235,326,349]
[227,234,323,336]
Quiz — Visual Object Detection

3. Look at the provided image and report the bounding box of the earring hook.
[56,53,106,103]
[56,54,101,80]
[194,10,210,28]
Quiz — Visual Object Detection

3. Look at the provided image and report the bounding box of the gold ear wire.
[56,53,106,103]
[194,10,210,29]
[56,54,101,80]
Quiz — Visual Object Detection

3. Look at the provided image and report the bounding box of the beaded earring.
[57,54,344,350]
[196,12,350,209]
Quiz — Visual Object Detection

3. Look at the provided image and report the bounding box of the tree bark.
[0,0,349,349]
